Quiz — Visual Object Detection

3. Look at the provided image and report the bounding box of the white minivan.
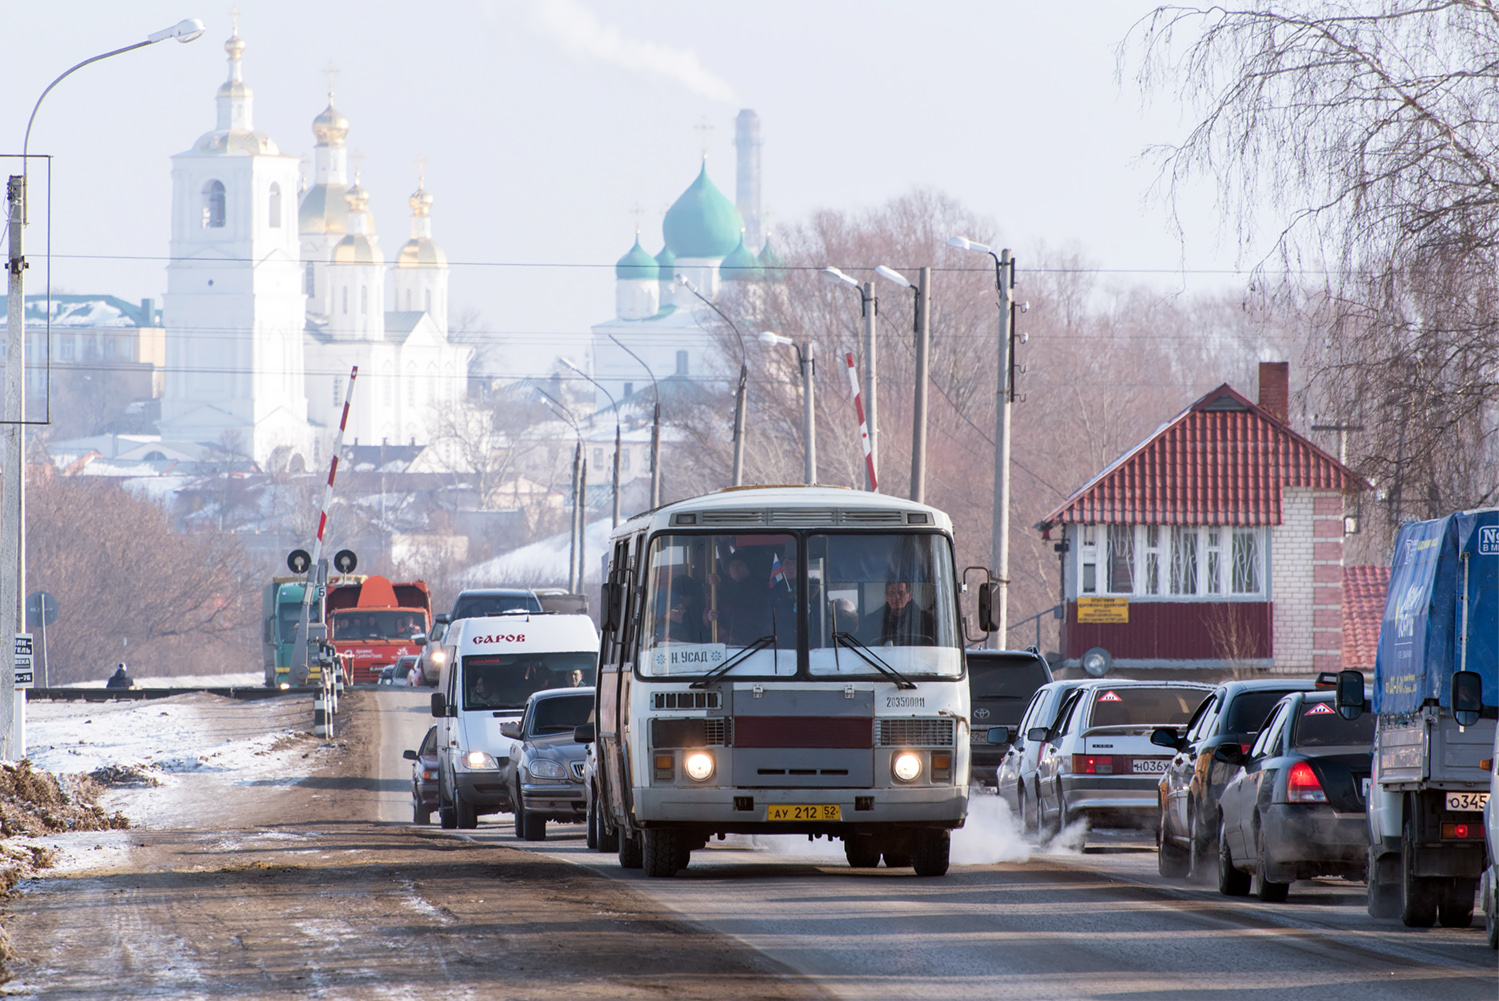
[430,612,599,829]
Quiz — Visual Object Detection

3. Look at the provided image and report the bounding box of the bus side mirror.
[977,582,997,634]
[430,692,446,718]
[1452,670,1485,727]
[600,582,619,634]
[1335,670,1366,720]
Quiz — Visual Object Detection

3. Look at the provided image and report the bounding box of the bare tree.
[1127,2,1499,534]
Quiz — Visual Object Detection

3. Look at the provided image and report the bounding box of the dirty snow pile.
[25,697,316,828]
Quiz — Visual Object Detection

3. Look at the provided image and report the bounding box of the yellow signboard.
[1077,597,1129,624]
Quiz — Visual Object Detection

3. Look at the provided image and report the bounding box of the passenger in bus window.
[710,555,770,644]
[657,576,710,643]
[862,581,936,646]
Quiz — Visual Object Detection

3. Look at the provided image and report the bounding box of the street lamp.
[562,358,623,528]
[675,274,749,487]
[759,331,817,486]
[874,264,933,504]
[949,235,1015,646]
[608,334,661,509]
[535,386,586,593]
[3,18,204,758]
[823,267,879,491]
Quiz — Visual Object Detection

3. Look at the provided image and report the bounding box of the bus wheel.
[643,829,688,877]
[912,829,950,877]
[617,827,643,869]
[845,836,881,869]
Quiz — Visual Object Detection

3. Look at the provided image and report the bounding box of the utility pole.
[801,344,817,485]
[909,267,931,504]
[731,363,747,486]
[568,443,582,593]
[611,422,622,528]
[861,282,878,491]
[992,250,1014,647]
[649,400,661,509]
[1,175,23,757]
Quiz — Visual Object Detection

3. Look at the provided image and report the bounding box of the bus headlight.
[892,752,922,783]
[464,750,498,770]
[683,751,715,782]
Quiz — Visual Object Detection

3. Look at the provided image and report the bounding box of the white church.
[157,28,470,472]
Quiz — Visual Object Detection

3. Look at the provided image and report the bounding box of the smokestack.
[734,109,763,252]
[1258,361,1289,423]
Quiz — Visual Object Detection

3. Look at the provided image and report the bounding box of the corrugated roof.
[1040,384,1366,528]
[1342,565,1389,670]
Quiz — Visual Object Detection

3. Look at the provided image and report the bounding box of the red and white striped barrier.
[846,352,878,491]
[311,366,359,571]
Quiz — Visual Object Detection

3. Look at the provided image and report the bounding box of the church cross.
[322,60,341,99]
[629,201,643,235]
[350,149,365,180]
[416,153,427,186]
[692,116,714,157]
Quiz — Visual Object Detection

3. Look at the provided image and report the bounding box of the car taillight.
[1441,822,1483,840]
[1286,761,1326,803]
[1071,753,1117,775]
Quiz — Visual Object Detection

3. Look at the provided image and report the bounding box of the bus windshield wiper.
[833,632,917,690]
[688,634,776,689]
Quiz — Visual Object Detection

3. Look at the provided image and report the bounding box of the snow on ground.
[25,693,318,829]
[462,517,613,587]
[57,671,263,689]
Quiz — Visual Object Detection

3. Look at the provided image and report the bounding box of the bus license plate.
[1446,792,1489,812]
[1132,758,1169,774]
[767,804,841,822]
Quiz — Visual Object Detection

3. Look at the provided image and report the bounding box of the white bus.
[584,486,993,877]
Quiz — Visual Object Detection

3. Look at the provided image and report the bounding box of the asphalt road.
[373,688,1496,1001]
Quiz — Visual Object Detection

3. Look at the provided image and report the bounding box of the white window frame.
[1074,523,1267,600]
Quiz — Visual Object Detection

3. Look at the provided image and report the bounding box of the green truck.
[262,577,328,688]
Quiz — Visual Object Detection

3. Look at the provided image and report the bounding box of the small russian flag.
[769,554,790,591]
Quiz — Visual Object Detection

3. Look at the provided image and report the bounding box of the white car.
[996,680,1087,833]
[1033,680,1212,837]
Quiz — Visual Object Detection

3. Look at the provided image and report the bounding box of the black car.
[966,649,1052,786]
[403,725,441,824]
[1215,691,1375,902]
[1152,678,1316,878]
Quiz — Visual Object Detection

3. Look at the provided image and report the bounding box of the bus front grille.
[876,718,955,747]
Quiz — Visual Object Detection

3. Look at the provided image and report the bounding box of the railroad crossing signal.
[287,549,312,574]
[334,550,358,574]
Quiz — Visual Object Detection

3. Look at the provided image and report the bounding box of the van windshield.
[461,653,597,710]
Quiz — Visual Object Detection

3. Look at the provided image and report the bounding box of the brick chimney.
[1258,362,1289,423]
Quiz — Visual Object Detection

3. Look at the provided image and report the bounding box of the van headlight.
[464,750,498,770]
[431,650,446,664]
[683,751,715,782]
[892,751,922,783]
[526,758,566,779]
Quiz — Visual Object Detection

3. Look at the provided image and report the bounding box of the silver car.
[996,680,1087,834]
[498,687,595,841]
[1034,680,1212,836]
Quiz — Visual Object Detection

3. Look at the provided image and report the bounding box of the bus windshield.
[636,530,960,679]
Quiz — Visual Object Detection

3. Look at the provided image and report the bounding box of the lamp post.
[609,334,661,509]
[675,274,748,486]
[535,387,585,592]
[948,236,1014,647]
[3,18,204,757]
[823,267,878,491]
[562,359,622,528]
[873,264,932,503]
[759,331,816,485]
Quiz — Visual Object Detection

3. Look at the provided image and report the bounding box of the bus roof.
[611,485,953,539]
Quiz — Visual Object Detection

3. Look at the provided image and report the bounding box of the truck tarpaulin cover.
[1374,509,1499,714]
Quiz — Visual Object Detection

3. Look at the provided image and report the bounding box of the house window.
[622,448,631,471]
[105,338,116,358]
[58,336,75,361]
[201,180,226,228]
[268,182,282,227]
[676,350,688,375]
[407,364,416,406]
[1079,524,1097,594]
[1232,530,1261,593]
[593,447,604,467]
[332,377,340,408]
[1080,524,1266,598]
[1106,524,1134,593]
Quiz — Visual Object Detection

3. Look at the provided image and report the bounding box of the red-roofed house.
[1341,565,1389,671]
[1036,364,1369,675]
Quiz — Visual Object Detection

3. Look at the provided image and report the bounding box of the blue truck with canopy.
[1336,509,1499,928]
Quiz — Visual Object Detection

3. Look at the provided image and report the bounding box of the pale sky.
[5,1,1239,373]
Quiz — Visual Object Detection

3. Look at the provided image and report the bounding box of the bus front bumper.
[630,784,967,830]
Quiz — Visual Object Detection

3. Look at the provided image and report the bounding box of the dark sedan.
[1216,691,1375,902]
[498,687,594,841]
[403,725,440,824]
[967,649,1052,786]
[1153,678,1316,878]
